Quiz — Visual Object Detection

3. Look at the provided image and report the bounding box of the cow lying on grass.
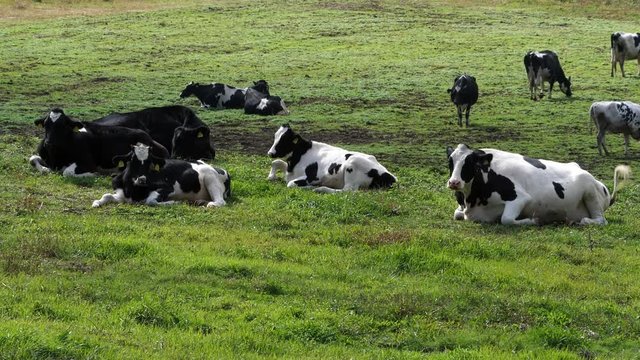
[267,125,396,193]
[446,144,630,225]
[30,109,169,177]
[92,143,230,208]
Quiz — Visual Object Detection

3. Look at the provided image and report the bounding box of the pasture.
[1,0,640,358]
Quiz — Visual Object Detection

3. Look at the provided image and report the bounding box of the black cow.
[92,143,230,208]
[29,109,169,177]
[244,88,290,116]
[93,105,215,160]
[524,50,572,101]
[447,74,478,127]
[179,80,270,109]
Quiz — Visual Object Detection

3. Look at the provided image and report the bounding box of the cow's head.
[268,124,299,158]
[251,80,270,95]
[179,82,197,98]
[35,109,85,147]
[267,96,290,116]
[559,77,572,97]
[114,143,165,187]
[446,144,493,191]
[171,125,215,160]
[447,75,475,95]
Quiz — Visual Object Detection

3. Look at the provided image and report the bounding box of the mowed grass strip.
[1,0,640,358]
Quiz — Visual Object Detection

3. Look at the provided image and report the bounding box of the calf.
[93,105,215,160]
[446,144,629,225]
[29,109,169,177]
[524,50,572,101]
[92,143,230,208]
[244,88,289,116]
[447,74,478,127]
[611,32,640,77]
[590,101,640,156]
[179,80,270,109]
[267,125,396,193]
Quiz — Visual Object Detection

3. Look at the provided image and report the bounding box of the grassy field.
[1,0,640,358]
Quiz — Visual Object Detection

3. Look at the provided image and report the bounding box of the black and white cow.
[244,88,290,116]
[446,144,629,225]
[93,105,215,160]
[92,143,230,208]
[179,80,270,109]
[590,101,640,156]
[29,109,169,177]
[611,32,640,77]
[447,74,478,127]
[524,50,572,101]
[267,125,396,193]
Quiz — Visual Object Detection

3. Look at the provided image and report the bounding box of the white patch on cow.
[134,144,150,163]
[49,111,61,122]
[257,98,269,110]
[277,100,290,115]
[454,85,461,93]
[78,127,88,133]
[29,155,51,173]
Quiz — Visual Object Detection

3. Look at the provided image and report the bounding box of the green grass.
[1,0,640,358]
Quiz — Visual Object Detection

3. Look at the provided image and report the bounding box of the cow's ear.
[446,146,454,158]
[568,76,572,82]
[34,117,45,127]
[476,153,493,169]
[112,152,132,170]
[196,126,210,138]
[282,123,290,128]
[66,118,84,131]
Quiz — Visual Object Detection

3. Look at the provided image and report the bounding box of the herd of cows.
[26,32,640,225]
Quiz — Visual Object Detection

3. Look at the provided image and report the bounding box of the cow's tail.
[224,172,231,199]
[611,32,616,50]
[589,104,596,135]
[609,164,631,206]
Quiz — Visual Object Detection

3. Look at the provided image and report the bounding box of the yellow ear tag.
[154,164,160,172]
[197,131,204,138]
[117,160,124,168]
[73,127,80,132]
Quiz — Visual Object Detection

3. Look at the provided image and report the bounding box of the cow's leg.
[599,131,610,156]
[62,163,96,177]
[203,175,227,207]
[465,105,471,127]
[500,198,536,225]
[29,155,51,174]
[453,205,465,220]
[624,133,630,156]
[548,81,553,99]
[268,159,287,181]
[286,176,314,188]
[637,56,640,76]
[620,59,626,77]
[92,189,126,208]
[579,190,608,225]
[457,105,463,127]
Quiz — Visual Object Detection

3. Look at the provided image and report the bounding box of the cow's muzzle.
[447,179,462,190]
[133,176,148,186]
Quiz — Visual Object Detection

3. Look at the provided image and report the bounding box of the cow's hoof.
[267,175,278,181]
[92,201,101,208]
[206,201,225,208]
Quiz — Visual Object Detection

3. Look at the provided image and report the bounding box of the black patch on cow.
[345,153,353,160]
[552,181,565,199]
[177,168,201,193]
[465,170,517,208]
[304,162,319,184]
[328,163,342,175]
[214,167,226,175]
[460,150,490,183]
[455,191,465,207]
[346,168,353,173]
[602,185,608,196]
[635,34,640,48]
[367,169,396,189]
[617,102,636,124]
[523,156,546,170]
[294,179,308,186]
[448,157,454,174]
[224,173,231,199]
[284,135,313,173]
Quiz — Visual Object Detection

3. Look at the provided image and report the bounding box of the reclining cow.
[93,105,215,160]
[92,143,230,208]
[179,80,270,109]
[446,144,629,225]
[267,125,396,193]
[29,109,169,177]
[244,87,289,116]
[524,50,572,101]
[611,32,640,77]
[447,74,478,127]
[590,101,640,156]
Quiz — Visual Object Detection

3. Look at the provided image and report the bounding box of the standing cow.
[590,101,640,156]
[446,144,629,225]
[447,74,478,127]
[611,32,640,77]
[267,125,396,193]
[524,50,572,101]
